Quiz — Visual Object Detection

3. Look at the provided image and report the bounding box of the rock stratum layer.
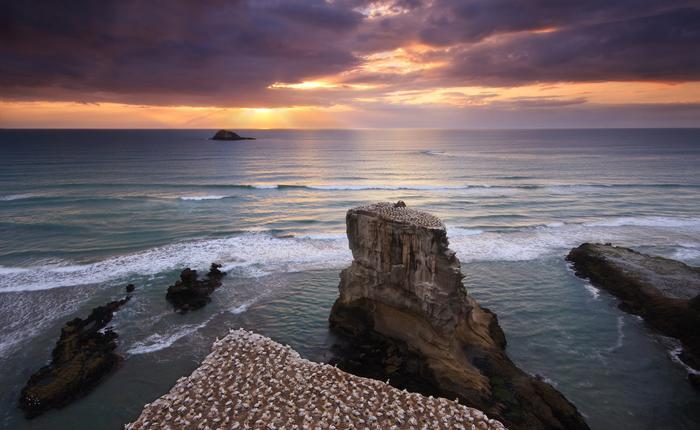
[329,202,589,430]
[127,329,506,430]
[567,243,700,386]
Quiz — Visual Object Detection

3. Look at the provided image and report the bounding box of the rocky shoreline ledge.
[329,202,588,430]
[567,243,700,387]
[20,294,132,418]
[126,329,506,430]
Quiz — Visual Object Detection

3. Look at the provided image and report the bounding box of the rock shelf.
[126,329,507,430]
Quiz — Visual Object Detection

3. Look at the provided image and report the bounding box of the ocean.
[0,129,699,429]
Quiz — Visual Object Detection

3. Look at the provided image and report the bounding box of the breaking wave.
[179,195,230,201]
[0,233,351,292]
[2,215,698,292]
[0,193,36,201]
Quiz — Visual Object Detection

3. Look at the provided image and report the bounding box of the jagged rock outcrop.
[166,263,226,313]
[210,129,255,141]
[567,243,700,386]
[329,202,589,430]
[19,296,131,418]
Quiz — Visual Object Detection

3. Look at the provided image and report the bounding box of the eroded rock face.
[19,296,130,418]
[329,202,589,430]
[567,243,700,383]
[166,263,226,313]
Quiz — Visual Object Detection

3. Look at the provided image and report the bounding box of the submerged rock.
[19,297,130,419]
[329,202,589,430]
[165,263,226,313]
[567,243,700,383]
[210,129,255,141]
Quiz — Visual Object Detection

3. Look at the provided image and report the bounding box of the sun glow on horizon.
[0,101,354,129]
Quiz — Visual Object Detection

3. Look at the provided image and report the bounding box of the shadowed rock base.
[567,243,700,385]
[329,203,589,430]
[19,296,130,419]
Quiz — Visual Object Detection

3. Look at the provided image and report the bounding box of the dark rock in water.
[211,129,255,141]
[19,297,130,419]
[690,373,700,390]
[393,200,406,208]
[125,283,135,293]
[166,263,226,313]
[328,202,589,430]
[567,243,700,384]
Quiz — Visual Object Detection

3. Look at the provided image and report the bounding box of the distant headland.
[210,129,255,141]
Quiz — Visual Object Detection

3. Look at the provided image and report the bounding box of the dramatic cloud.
[0,0,362,106]
[1,0,699,126]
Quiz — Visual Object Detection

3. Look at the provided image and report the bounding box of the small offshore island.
[211,130,255,141]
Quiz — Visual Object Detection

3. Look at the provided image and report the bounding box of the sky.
[1,0,700,129]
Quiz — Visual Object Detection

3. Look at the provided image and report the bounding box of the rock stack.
[329,202,589,430]
[166,263,226,313]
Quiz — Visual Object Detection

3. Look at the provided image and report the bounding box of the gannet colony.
[126,329,507,430]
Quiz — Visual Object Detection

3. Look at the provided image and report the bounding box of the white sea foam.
[0,233,350,292]
[297,232,347,240]
[608,316,626,352]
[127,317,215,355]
[179,195,229,201]
[421,150,447,156]
[0,193,35,201]
[583,282,600,300]
[230,304,250,314]
[2,215,698,292]
[670,346,700,375]
[672,246,700,263]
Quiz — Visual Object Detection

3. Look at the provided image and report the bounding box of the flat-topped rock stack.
[126,329,506,430]
[329,202,589,430]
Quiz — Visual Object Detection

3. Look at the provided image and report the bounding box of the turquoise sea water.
[0,129,699,429]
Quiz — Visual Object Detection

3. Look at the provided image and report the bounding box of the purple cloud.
[1,0,698,106]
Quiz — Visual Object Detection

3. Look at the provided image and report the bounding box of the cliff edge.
[329,202,589,430]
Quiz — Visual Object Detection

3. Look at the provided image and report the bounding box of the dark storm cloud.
[0,0,361,106]
[0,0,698,106]
[416,0,696,45]
[445,7,700,85]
